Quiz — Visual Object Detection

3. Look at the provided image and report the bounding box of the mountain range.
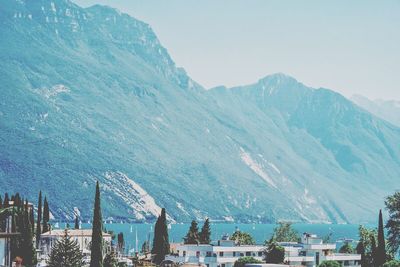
[351,95,400,127]
[0,0,399,223]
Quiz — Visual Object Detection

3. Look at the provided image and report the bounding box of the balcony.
[286,256,314,263]
[324,254,361,261]
[302,244,336,250]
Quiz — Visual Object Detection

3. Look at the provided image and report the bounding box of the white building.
[166,233,361,267]
[0,215,19,267]
[39,229,112,259]
[0,232,19,267]
[281,233,361,267]
[166,239,264,267]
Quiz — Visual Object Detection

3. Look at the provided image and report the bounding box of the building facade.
[39,229,112,262]
[281,233,361,267]
[166,233,361,267]
[166,239,264,267]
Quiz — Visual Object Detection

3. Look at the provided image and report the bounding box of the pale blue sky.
[73,0,400,100]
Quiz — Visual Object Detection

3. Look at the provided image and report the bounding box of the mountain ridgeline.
[0,0,399,223]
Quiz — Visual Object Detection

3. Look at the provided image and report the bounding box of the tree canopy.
[386,192,400,256]
[199,218,211,244]
[271,222,300,242]
[231,231,255,245]
[47,230,83,267]
[339,243,354,254]
[264,240,285,264]
[184,220,200,244]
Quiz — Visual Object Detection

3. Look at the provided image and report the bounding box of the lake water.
[63,223,374,253]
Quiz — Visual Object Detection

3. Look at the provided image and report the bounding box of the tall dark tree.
[371,235,378,267]
[47,230,84,267]
[0,196,3,231]
[29,206,35,233]
[356,239,368,267]
[90,181,103,267]
[184,220,200,244]
[264,239,285,264]
[152,208,170,264]
[117,232,125,253]
[377,209,387,266]
[74,215,80,230]
[36,191,42,248]
[199,218,211,244]
[42,197,50,233]
[21,201,37,266]
[3,193,9,207]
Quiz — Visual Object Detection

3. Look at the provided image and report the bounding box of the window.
[233,252,236,257]
[196,251,200,258]
[222,264,226,267]
[258,252,263,257]
[206,252,212,257]
[246,252,251,256]
[240,253,244,257]
[183,251,186,257]
[219,252,224,257]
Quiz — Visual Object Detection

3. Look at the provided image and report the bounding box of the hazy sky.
[73,0,400,100]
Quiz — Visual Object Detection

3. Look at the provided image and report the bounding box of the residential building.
[281,233,361,267]
[166,233,361,267]
[0,214,20,267]
[166,238,264,267]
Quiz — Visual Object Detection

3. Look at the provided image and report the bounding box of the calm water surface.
[58,223,375,252]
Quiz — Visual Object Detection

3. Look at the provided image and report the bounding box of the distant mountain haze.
[0,0,399,223]
[351,95,400,127]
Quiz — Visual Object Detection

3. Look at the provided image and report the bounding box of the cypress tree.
[0,196,3,231]
[117,232,125,253]
[43,197,50,233]
[90,181,103,267]
[21,201,37,266]
[29,206,35,233]
[74,215,80,230]
[3,193,9,207]
[371,235,377,267]
[47,229,84,267]
[377,209,387,266]
[184,220,200,244]
[199,218,211,244]
[36,191,42,248]
[152,208,170,264]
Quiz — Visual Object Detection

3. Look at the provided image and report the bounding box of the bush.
[234,256,262,267]
[339,243,354,254]
[383,260,400,267]
[318,260,341,267]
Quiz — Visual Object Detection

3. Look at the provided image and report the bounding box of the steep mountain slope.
[0,0,399,223]
[351,95,400,127]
